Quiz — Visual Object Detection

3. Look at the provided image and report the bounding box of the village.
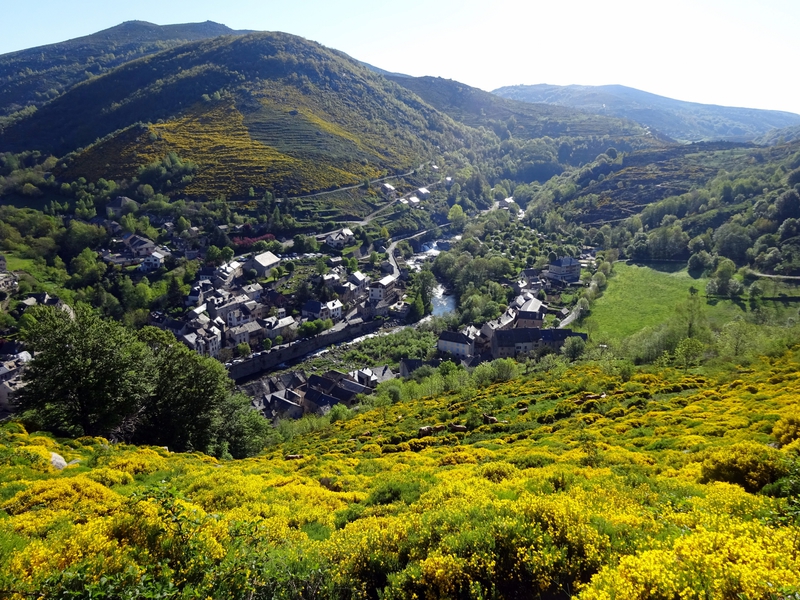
[0,190,589,424]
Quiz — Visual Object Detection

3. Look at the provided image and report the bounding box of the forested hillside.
[0,20,248,120]
[493,84,800,143]
[1,32,477,198]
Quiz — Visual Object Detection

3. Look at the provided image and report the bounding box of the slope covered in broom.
[2,346,799,599]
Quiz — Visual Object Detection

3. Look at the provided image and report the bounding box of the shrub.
[773,412,800,447]
[86,467,135,487]
[366,480,422,505]
[478,461,518,483]
[700,442,788,492]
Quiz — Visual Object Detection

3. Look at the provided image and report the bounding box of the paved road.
[227,168,420,204]
[558,307,579,329]
[746,269,800,281]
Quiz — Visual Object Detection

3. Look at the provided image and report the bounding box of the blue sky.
[4,0,800,114]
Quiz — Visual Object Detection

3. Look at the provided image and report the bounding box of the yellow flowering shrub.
[85,467,135,487]
[3,349,800,598]
[101,448,166,475]
[3,475,119,515]
[773,410,800,446]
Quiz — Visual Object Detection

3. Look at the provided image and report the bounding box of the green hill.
[493,83,800,143]
[1,32,477,198]
[0,20,250,120]
[528,140,800,225]
[390,76,667,155]
[756,123,800,146]
[1,349,799,598]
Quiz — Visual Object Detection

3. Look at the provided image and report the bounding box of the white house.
[348,271,369,295]
[369,275,396,301]
[437,331,474,359]
[227,321,262,346]
[326,299,343,321]
[263,316,296,339]
[214,260,243,287]
[139,251,164,271]
[325,228,355,250]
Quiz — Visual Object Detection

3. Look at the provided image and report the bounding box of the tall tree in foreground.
[134,327,233,453]
[17,304,154,437]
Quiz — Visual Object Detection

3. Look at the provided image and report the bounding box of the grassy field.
[586,262,724,340]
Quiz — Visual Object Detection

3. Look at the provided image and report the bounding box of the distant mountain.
[391,76,664,143]
[0,32,475,198]
[492,84,800,143]
[388,76,667,172]
[0,20,250,118]
[755,124,800,146]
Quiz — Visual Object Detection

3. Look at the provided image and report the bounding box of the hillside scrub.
[2,346,800,598]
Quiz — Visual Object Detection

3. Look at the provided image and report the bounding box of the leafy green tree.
[675,337,704,371]
[17,304,155,437]
[447,204,467,232]
[70,247,106,286]
[407,295,424,323]
[135,327,234,453]
[237,342,252,358]
[416,268,436,315]
[205,245,222,266]
[220,246,234,263]
[561,336,586,361]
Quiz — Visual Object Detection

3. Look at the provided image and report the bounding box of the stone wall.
[229,319,383,380]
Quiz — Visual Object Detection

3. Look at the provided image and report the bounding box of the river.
[404,241,457,316]
[432,284,456,316]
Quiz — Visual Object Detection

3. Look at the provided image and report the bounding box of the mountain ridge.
[1,31,478,198]
[0,20,252,118]
[493,83,800,143]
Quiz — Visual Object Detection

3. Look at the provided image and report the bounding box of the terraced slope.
[543,141,800,225]
[3,32,476,198]
[2,349,799,598]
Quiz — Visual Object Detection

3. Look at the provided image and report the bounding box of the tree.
[135,327,234,453]
[406,295,424,323]
[17,304,155,437]
[206,245,222,266]
[447,204,467,232]
[220,246,234,263]
[70,247,106,286]
[713,223,751,262]
[416,268,437,315]
[561,336,585,361]
[675,337,704,371]
[237,342,252,358]
[166,276,184,308]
